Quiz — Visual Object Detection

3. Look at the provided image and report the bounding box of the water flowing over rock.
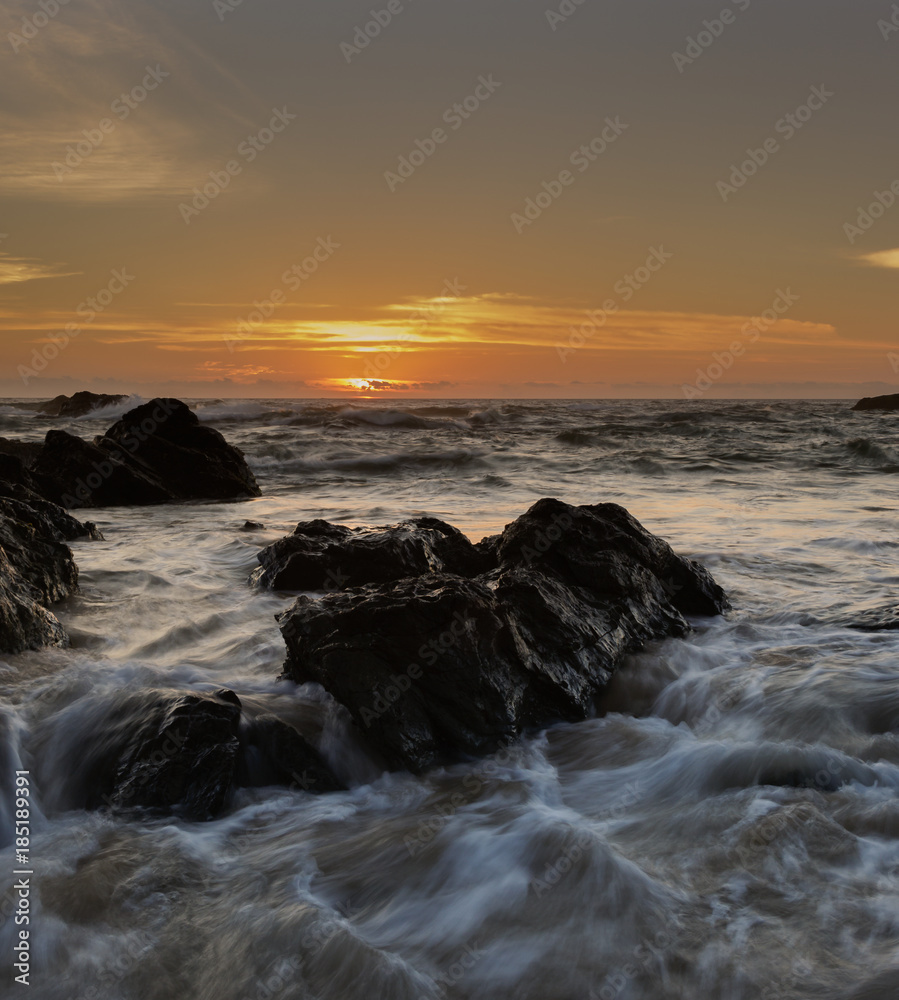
[852,393,899,411]
[275,498,729,772]
[23,397,260,508]
[29,688,343,820]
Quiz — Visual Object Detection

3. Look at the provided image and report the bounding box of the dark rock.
[277,499,729,772]
[0,437,42,467]
[101,398,260,502]
[838,605,899,631]
[252,516,491,591]
[30,688,341,820]
[241,520,265,531]
[33,689,244,820]
[36,391,128,418]
[26,398,260,509]
[31,429,173,508]
[238,713,344,792]
[852,393,899,411]
[0,491,86,654]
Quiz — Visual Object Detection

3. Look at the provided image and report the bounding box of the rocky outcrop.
[35,391,128,418]
[852,393,899,411]
[275,499,729,772]
[252,517,491,591]
[0,461,100,654]
[31,688,343,820]
[27,397,260,508]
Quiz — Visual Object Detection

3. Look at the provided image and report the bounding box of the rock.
[852,393,899,411]
[0,437,42,466]
[101,398,260,502]
[238,713,345,792]
[0,494,85,654]
[252,516,491,591]
[30,688,342,820]
[36,391,128,418]
[241,520,265,531]
[31,429,173,508]
[838,605,899,631]
[26,397,260,508]
[277,499,729,772]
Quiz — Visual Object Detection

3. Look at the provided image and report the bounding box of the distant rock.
[26,397,260,508]
[35,391,128,418]
[252,516,491,591]
[276,498,729,772]
[852,393,899,411]
[241,520,265,531]
[0,461,100,654]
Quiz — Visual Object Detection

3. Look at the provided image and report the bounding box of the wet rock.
[852,393,899,411]
[36,391,128,418]
[277,499,729,772]
[839,605,899,631]
[241,520,265,531]
[31,687,342,820]
[238,713,345,792]
[0,490,88,654]
[252,516,490,591]
[26,397,260,508]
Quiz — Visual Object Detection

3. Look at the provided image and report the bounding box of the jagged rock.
[252,516,490,591]
[852,393,899,411]
[276,499,729,772]
[35,391,128,418]
[25,397,260,508]
[0,489,93,654]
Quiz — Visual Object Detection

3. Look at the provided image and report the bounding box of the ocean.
[1,397,898,999]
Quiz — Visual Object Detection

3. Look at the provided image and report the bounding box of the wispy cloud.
[0,253,79,284]
[855,248,899,270]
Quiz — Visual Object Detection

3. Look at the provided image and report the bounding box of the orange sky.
[1,0,897,398]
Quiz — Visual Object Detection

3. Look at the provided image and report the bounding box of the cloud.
[855,248,899,270]
[0,253,80,284]
[0,0,264,202]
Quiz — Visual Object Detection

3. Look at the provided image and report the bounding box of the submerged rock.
[852,393,899,411]
[276,498,729,772]
[26,397,260,508]
[252,516,490,591]
[238,713,345,792]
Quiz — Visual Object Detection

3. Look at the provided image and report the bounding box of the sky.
[0,0,897,399]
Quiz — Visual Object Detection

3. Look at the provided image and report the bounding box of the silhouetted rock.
[277,499,729,772]
[252,516,490,591]
[36,391,128,418]
[25,398,260,508]
[852,393,899,411]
